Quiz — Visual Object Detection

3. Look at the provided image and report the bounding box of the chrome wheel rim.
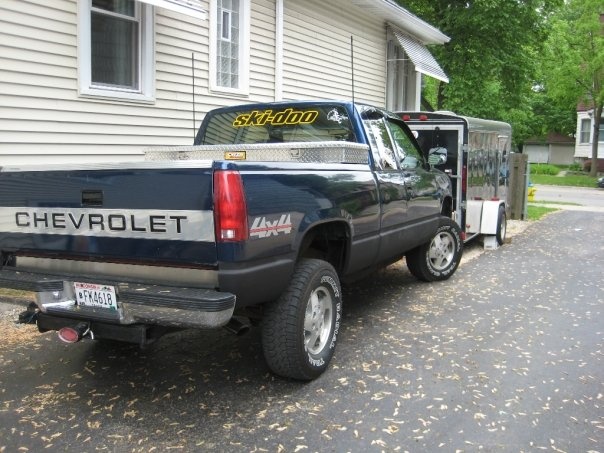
[428,231,455,271]
[304,286,333,355]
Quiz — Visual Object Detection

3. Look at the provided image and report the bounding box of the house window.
[210,0,250,94]
[78,0,155,102]
[579,118,591,143]
[386,39,415,111]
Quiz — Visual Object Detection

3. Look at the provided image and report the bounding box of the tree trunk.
[437,81,445,111]
[590,104,602,177]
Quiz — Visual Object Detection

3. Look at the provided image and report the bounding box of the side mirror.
[428,147,447,166]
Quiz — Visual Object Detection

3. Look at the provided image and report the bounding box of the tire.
[261,259,342,380]
[406,217,463,282]
[495,205,507,246]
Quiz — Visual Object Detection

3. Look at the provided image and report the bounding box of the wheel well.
[441,196,453,218]
[298,222,348,275]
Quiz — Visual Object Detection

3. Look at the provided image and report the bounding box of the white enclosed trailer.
[398,111,512,248]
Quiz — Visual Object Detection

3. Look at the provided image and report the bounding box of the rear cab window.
[197,104,356,145]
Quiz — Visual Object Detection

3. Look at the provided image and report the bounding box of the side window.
[78,0,155,102]
[364,119,399,171]
[210,0,251,95]
[386,120,425,169]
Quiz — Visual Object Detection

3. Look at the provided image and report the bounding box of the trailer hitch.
[17,303,39,325]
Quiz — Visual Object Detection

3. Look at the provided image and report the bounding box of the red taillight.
[213,170,249,242]
[58,327,81,343]
[402,114,411,121]
[57,323,89,343]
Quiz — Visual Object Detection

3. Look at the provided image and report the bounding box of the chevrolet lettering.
[0,207,212,241]
[0,100,463,381]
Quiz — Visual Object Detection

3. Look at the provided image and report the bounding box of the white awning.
[393,30,449,83]
[139,0,207,20]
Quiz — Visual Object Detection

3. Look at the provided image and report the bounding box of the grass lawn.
[530,173,597,187]
[0,288,35,301]
[527,204,559,221]
[528,200,581,206]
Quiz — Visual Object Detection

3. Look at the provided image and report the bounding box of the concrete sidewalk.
[529,201,604,213]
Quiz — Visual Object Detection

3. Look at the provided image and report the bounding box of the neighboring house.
[575,106,603,164]
[524,133,575,165]
[0,0,449,165]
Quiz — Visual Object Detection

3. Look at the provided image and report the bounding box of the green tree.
[399,0,565,147]
[543,0,604,176]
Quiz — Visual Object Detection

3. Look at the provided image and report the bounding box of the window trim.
[579,118,591,144]
[78,0,155,103]
[209,0,250,96]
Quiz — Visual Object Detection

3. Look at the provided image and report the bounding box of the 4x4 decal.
[250,214,292,239]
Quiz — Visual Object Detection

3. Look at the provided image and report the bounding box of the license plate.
[74,282,118,310]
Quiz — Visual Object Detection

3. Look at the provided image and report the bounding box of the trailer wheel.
[262,259,342,380]
[406,217,463,282]
[496,205,507,246]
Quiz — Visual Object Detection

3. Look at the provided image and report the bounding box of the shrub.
[530,164,560,176]
[568,163,582,172]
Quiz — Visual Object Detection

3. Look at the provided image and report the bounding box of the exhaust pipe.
[223,317,251,336]
[57,323,92,344]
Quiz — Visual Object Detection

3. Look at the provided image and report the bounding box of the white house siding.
[154,1,275,140]
[549,144,575,165]
[575,110,603,159]
[1,0,80,164]
[281,0,386,105]
[524,144,549,164]
[0,0,277,165]
[248,0,277,100]
[0,0,434,165]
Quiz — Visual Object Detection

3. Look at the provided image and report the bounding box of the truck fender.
[295,215,352,275]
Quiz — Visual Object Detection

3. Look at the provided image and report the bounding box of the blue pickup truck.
[0,101,462,380]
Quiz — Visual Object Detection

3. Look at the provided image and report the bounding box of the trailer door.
[408,124,465,226]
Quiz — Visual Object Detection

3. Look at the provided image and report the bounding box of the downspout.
[414,73,422,111]
[275,0,284,101]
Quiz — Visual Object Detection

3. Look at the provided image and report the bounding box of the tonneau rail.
[144,141,370,164]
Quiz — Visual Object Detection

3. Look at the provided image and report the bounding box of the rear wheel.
[406,217,463,282]
[262,259,342,380]
[495,205,507,246]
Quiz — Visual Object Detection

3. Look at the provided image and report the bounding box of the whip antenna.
[350,36,355,104]
[192,52,196,140]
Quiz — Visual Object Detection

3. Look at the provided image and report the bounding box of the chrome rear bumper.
[0,268,235,329]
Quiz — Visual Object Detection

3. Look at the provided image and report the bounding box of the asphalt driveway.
[0,209,602,452]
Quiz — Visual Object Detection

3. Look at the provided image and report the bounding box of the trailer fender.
[480,200,506,235]
[465,200,483,235]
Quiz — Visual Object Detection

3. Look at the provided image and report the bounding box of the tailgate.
[0,162,217,268]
